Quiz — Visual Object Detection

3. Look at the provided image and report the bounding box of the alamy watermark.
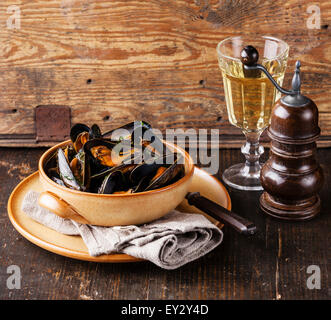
[306,265,321,290]
[6,265,21,290]
[3,4,324,31]
[306,4,321,29]
[6,5,21,30]
[106,123,220,175]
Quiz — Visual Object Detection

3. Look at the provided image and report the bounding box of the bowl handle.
[38,191,90,224]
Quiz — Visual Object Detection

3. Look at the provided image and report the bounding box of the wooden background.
[0,0,330,147]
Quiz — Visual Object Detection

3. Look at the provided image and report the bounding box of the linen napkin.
[21,191,223,270]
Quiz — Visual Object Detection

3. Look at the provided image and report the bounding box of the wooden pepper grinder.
[241,48,323,221]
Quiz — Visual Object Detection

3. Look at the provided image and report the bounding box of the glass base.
[222,163,264,191]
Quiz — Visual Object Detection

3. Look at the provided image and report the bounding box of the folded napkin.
[21,191,223,270]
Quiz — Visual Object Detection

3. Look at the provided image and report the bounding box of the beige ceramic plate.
[7,167,231,263]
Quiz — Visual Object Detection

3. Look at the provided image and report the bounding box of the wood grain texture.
[0,0,330,147]
[0,147,330,300]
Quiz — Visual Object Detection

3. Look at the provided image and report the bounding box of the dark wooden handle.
[186,192,257,235]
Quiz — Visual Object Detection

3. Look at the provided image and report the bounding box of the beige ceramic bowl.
[38,140,195,226]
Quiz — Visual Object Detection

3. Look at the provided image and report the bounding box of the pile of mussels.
[45,121,185,194]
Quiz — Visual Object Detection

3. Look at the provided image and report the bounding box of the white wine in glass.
[217,36,289,191]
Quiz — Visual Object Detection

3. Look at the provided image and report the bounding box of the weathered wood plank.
[0,0,329,146]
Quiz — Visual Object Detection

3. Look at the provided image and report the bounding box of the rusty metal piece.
[35,105,71,142]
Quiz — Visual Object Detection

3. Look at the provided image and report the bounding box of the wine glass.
[217,36,289,191]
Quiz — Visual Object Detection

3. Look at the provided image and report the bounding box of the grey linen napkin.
[21,191,223,269]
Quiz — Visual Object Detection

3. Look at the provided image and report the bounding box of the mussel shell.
[90,163,136,181]
[44,151,58,176]
[63,145,76,163]
[57,148,81,191]
[52,121,185,195]
[98,171,123,194]
[73,131,89,153]
[70,123,90,144]
[52,176,65,187]
[84,138,140,170]
[132,175,152,193]
[141,129,170,157]
[145,160,185,191]
[70,150,91,190]
[129,161,165,186]
[89,124,102,139]
[84,138,117,170]
[102,121,152,142]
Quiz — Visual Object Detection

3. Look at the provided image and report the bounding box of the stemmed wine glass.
[217,36,289,191]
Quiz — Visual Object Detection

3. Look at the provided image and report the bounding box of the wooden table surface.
[0,147,330,300]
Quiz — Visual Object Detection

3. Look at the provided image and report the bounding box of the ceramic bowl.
[38,140,195,226]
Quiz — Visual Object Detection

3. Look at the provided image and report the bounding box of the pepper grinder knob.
[292,61,301,93]
[241,45,259,66]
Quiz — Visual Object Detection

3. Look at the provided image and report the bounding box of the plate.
[7,167,231,263]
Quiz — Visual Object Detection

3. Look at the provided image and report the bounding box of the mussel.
[98,171,125,194]
[70,123,102,152]
[129,154,185,192]
[57,148,81,191]
[102,120,151,142]
[45,120,186,195]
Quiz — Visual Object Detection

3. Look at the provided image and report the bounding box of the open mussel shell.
[69,149,91,190]
[63,145,76,163]
[145,158,185,191]
[84,138,141,172]
[73,131,89,153]
[44,149,58,176]
[129,152,173,184]
[57,148,81,191]
[70,123,103,152]
[102,121,152,142]
[70,123,90,144]
[132,175,153,193]
[129,153,185,193]
[129,161,165,187]
[98,171,124,194]
[90,162,136,181]
[84,139,118,168]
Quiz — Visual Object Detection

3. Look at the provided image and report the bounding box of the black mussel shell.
[132,175,151,193]
[98,171,123,194]
[84,138,117,169]
[44,151,58,176]
[145,160,185,191]
[70,123,90,144]
[89,124,102,139]
[63,145,76,163]
[102,120,152,142]
[129,162,165,186]
[90,163,136,181]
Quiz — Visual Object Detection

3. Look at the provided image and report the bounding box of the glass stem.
[241,131,264,175]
